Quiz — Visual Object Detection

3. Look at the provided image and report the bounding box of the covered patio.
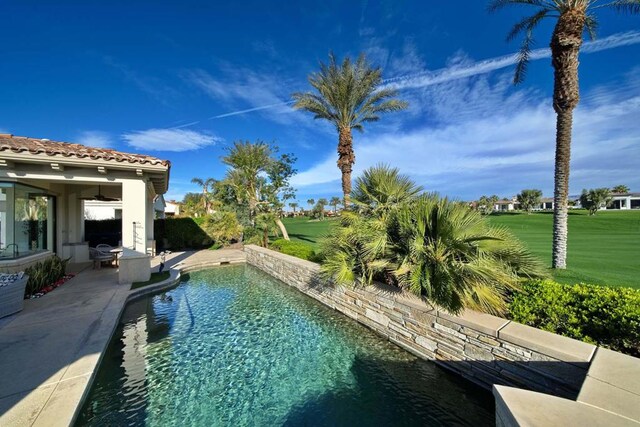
[0,135,170,274]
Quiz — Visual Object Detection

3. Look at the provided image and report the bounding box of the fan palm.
[352,163,423,220]
[390,195,546,314]
[489,0,640,269]
[293,53,408,206]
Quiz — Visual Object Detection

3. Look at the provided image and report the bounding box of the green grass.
[487,210,640,289]
[283,210,640,289]
[131,271,171,290]
[281,216,337,249]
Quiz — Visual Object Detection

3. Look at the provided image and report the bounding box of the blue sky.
[1,1,639,204]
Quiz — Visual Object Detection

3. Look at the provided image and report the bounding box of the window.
[0,182,55,259]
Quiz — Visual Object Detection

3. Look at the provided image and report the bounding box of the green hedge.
[154,218,212,250]
[509,280,640,357]
[270,239,320,262]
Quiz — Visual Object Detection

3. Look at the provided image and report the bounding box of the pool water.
[76,264,494,426]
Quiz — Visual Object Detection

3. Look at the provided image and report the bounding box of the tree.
[478,195,499,215]
[306,199,315,216]
[352,163,423,220]
[517,189,543,214]
[221,140,297,240]
[181,192,206,217]
[191,177,216,213]
[612,185,630,194]
[490,0,640,269]
[314,198,329,220]
[320,185,546,315]
[293,53,408,207]
[329,197,341,215]
[580,188,612,215]
[289,202,299,215]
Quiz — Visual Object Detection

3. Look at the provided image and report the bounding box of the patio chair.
[89,247,116,270]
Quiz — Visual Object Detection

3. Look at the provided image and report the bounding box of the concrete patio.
[0,249,245,427]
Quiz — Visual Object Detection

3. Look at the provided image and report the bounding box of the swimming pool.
[76,264,494,426]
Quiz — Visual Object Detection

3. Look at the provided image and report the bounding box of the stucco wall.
[244,245,596,400]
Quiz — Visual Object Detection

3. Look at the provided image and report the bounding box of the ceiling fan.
[80,185,119,202]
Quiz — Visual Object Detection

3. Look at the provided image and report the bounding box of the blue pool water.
[76,265,494,426]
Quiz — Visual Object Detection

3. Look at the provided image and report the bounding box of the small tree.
[478,195,499,215]
[517,189,543,214]
[314,198,328,220]
[329,197,341,215]
[580,188,612,215]
[612,185,630,194]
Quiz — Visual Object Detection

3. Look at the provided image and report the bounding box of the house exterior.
[0,134,170,271]
[608,192,640,210]
[164,200,181,217]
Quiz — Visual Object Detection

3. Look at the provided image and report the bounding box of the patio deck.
[0,249,245,426]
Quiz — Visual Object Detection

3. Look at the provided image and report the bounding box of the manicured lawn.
[281,216,337,249]
[283,210,640,289]
[131,271,171,290]
[487,210,640,289]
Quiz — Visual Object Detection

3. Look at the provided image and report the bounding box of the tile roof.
[0,134,170,167]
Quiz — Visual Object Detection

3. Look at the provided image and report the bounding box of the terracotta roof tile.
[0,134,170,167]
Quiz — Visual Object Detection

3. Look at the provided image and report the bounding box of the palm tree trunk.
[275,218,290,240]
[337,126,355,207]
[550,10,584,269]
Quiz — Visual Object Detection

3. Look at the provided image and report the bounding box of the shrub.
[270,239,319,262]
[154,217,212,250]
[23,255,70,296]
[200,211,243,246]
[509,280,640,356]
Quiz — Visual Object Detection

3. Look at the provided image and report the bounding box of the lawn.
[487,210,640,289]
[283,210,640,289]
[281,216,338,249]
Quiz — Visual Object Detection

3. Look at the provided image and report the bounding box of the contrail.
[381,30,640,91]
[173,30,640,127]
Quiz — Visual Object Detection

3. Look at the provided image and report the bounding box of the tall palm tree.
[489,0,640,269]
[289,202,299,215]
[306,198,315,216]
[293,53,408,206]
[191,177,216,213]
[329,197,341,215]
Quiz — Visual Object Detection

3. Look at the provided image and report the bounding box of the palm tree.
[352,163,423,220]
[612,184,630,194]
[191,177,216,213]
[293,53,408,207]
[321,194,546,315]
[289,202,299,215]
[222,141,291,240]
[329,197,341,215]
[489,0,640,269]
[306,198,315,216]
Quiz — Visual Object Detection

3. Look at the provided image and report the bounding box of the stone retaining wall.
[245,245,596,400]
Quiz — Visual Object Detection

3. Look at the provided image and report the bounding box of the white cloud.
[77,130,114,148]
[292,74,640,199]
[121,128,221,152]
[382,31,640,92]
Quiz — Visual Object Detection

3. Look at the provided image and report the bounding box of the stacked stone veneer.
[245,245,596,400]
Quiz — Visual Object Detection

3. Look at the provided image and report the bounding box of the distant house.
[536,198,554,210]
[608,192,640,210]
[493,200,519,212]
[164,200,181,217]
